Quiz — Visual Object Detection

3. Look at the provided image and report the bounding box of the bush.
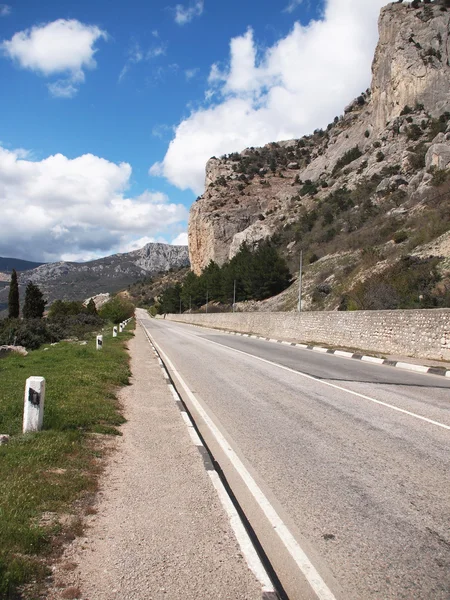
[98,296,134,324]
[332,146,363,175]
[0,319,60,350]
[406,124,423,141]
[430,168,450,187]
[376,151,385,163]
[393,230,408,244]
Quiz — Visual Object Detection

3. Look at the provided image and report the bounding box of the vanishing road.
[137,311,450,600]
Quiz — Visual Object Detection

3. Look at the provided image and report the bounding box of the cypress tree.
[23,282,46,319]
[8,269,20,318]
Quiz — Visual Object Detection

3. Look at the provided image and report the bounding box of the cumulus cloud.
[1,19,107,97]
[171,232,188,245]
[174,1,204,25]
[0,145,188,261]
[151,0,387,194]
[0,4,11,16]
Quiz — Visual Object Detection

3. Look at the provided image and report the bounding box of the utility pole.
[233,280,236,313]
[179,298,182,314]
[298,250,303,313]
[189,295,192,311]
[206,290,208,314]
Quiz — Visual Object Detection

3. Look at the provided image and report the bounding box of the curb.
[223,332,450,378]
[165,318,450,379]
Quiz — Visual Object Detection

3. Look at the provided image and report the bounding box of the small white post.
[113,326,118,337]
[119,323,123,333]
[96,335,103,350]
[23,376,46,433]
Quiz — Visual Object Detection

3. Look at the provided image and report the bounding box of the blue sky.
[0,0,388,262]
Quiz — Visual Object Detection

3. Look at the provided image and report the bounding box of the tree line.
[158,241,291,314]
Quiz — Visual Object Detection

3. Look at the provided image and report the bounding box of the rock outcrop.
[189,1,450,274]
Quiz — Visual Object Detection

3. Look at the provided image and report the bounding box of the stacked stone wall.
[166,309,450,360]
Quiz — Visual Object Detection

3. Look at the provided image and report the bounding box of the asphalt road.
[137,312,450,600]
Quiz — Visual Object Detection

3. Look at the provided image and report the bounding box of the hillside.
[188,1,450,311]
[0,242,189,314]
[0,257,45,273]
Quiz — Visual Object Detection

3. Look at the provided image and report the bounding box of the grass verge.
[0,324,133,599]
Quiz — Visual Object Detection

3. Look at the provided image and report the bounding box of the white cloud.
[283,0,303,14]
[119,41,166,82]
[174,1,204,25]
[0,4,11,16]
[151,0,387,194]
[1,19,107,97]
[171,232,188,245]
[0,145,188,261]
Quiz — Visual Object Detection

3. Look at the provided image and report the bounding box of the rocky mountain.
[0,242,189,313]
[189,1,450,311]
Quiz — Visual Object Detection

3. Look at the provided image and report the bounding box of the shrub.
[430,168,450,187]
[376,151,385,163]
[332,146,363,175]
[406,124,422,141]
[98,296,134,324]
[393,230,408,244]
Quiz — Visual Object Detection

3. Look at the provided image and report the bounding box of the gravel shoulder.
[47,324,264,600]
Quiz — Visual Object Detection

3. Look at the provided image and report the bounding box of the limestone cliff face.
[371,2,450,131]
[188,2,450,274]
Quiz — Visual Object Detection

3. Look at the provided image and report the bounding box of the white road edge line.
[139,321,276,596]
[208,470,275,594]
[146,328,338,600]
[201,337,450,432]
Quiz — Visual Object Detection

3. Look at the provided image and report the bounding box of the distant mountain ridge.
[0,257,45,272]
[0,242,189,313]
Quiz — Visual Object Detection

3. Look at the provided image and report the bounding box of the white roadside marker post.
[119,323,123,333]
[23,376,46,433]
[96,335,103,350]
[113,326,118,337]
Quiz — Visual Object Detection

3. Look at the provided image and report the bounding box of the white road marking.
[313,347,328,353]
[200,337,450,432]
[187,426,204,447]
[334,350,353,358]
[146,329,338,600]
[208,470,275,594]
[361,356,384,364]
[395,362,429,374]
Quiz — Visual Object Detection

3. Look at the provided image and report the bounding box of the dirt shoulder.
[47,325,264,600]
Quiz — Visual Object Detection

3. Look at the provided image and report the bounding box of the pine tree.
[8,269,20,318]
[23,282,46,319]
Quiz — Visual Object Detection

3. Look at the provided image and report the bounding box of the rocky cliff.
[189,0,450,291]
[0,242,189,312]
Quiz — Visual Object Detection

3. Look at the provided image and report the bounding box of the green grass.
[0,324,133,599]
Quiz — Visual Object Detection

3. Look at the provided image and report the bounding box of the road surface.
[137,311,450,600]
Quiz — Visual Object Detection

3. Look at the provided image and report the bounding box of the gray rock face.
[188,2,450,274]
[0,243,189,310]
[371,3,450,133]
[426,143,450,171]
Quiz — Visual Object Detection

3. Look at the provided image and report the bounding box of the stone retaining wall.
[166,309,450,360]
